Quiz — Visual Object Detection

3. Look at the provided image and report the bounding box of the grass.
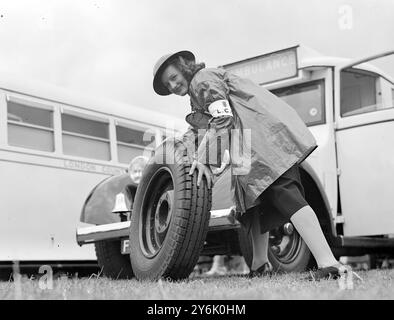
[1,269,394,300]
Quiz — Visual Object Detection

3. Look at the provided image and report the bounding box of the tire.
[238,223,316,273]
[129,141,212,281]
[95,240,134,279]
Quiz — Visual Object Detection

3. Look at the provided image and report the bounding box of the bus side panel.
[0,158,113,261]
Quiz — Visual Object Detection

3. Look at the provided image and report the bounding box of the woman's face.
[161,64,189,96]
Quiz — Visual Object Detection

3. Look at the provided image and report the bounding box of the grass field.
[1,268,394,300]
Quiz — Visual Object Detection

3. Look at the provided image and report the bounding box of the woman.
[152,50,350,280]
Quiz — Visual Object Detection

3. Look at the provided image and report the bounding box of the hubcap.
[139,168,174,258]
[154,191,173,234]
[269,222,302,265]
[282,223,294,235]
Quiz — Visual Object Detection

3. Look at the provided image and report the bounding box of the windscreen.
[271,80,325,126]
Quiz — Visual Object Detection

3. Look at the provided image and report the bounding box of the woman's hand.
[189,160,214,189]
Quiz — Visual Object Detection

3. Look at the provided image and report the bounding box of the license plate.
[121,239,130,254]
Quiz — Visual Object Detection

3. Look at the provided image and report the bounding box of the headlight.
[128,155,149,184]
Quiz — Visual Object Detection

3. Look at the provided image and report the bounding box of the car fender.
[80,173,138,225]
[299,161,336,237]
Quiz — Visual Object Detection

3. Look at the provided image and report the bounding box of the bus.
[0,72,186,273]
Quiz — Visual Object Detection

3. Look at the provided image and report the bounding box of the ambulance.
[76,45,394,280]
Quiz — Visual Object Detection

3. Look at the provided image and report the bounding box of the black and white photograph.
[0,0,394,307]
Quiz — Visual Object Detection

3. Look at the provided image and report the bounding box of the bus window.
[116,125,155,164]
[271,80,325,126]
[7,100,54,152]
[62,113,110,161]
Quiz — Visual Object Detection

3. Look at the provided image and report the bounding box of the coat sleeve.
[189,70,234,167]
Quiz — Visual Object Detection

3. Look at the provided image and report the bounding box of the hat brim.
[153,50,195,96]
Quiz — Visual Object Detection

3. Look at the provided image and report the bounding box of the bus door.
[334,51,394,236]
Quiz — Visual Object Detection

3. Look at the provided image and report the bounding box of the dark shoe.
[247,262,273,278]
[306,263,352,281]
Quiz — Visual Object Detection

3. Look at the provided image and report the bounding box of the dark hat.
[153,50,195,96]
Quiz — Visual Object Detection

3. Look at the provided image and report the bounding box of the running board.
[76,208,239,246]
[333,235,394,248]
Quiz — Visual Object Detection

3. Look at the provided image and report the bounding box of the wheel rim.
[269,223,303,265]
[139,167,174,258]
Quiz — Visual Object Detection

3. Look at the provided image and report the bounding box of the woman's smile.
[161,64,189,96]
[173,84,187,95]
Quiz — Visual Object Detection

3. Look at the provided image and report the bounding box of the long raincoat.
[183,67,317,218]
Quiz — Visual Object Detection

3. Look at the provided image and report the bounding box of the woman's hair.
[169,56,206,83]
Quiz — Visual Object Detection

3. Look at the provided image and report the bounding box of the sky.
[0,0,393,120]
